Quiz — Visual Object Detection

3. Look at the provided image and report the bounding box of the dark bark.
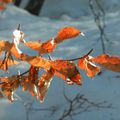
[14,0,22,7]
[25,0,45,16]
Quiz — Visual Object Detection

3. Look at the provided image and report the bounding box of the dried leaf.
[25,39,56,55]
[51,60,82,85]
[28,66,39,83]
[40,39,56,54]
[0,91,4,99]
[55,27,81,44]
[0,57,19,71]
[2,90,14,102]
[0,40,13,52]
[24,27,82,54]
[25,41,42,51]
[22,55,51,70]
[0,51,2,56]
[0,75,20,102]
[38,68,55,102]
[78,56,100,78]
[1,77,20,91]
[0,0,13,10]
[10,44,22,59]
[11,45,52,70]
[21,76,38,97]
[91,54,120,72]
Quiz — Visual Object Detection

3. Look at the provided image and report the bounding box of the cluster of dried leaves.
[0,26,120,102]
[0,0,13,10]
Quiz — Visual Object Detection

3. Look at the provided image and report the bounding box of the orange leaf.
[51,60,82,85]
[25,39,56,55]
[28,65,39,83]
[1,76,20,91]
[1,75,20,102]
[0,40,13,52]
[22,55,51,70]
[55,27,81,44]
[2,90,14,102]
[38,68,55,102]
[91,54,120,72]
[0,51,3,56]
[21,76,39,97]
[0,0,13,10]
[0,51,19,71]
[78,56,100,78]
[25,41,42,51]
[40,39,57,54]
[0,57,19,71]
[10,44,22,59]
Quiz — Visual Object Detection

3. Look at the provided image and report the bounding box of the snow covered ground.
[0,4,120,120]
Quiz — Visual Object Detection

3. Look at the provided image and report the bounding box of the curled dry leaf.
[91,54,120,72]
[51,60,82,85]
[40,39,57,54]
[25,39,56,55]
[20,76,39,98]
[0,75,20,102]
[25,41,42,51]
[1,77,20,91]
[38,68,55,102]
[2,90,14,102]
[0,40,13,52]
[78,56,100,78]
[22,55,51,70]
[24,27,83,54]
[28,65,39,83]
[11,45,51,70]
[10,44,22,59]
[54,27,81,44]
[0,57,19,71]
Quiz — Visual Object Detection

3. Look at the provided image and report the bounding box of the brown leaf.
[1,75,20,102]
[22,55,51,70]
[0,0,13,10]
[51,60,82,85]
[28,65,39,83]
[38,68,55,102]
[25,41,42,51]
[2,90,14,102]
[0,51,3,56]
[11,46,52,70]
[78,56,100,78]
[25,39,56,55]
[40,39,57,54]
[10,44,22,59]
[0,91,4,99]
[1,77,20,91]
[21,76,38,97]
[0,40,13,52]
[91,54,120,72]
[55,27,81,44]
[0,54,19,71]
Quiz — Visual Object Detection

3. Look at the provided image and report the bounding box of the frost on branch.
[0,26,120,102]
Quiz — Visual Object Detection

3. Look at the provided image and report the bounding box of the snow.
[40,0,120,18]
[0,4,120,120]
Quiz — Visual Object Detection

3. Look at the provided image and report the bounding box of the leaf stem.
[67,49,93,61]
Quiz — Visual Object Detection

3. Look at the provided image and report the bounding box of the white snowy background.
[0,0,120,120]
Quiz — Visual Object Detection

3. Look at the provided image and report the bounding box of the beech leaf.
[91,54,120,72]
[51,60,82,85]
[78,56,100,78]
[38,68,55,102]
[55,26,83,44]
